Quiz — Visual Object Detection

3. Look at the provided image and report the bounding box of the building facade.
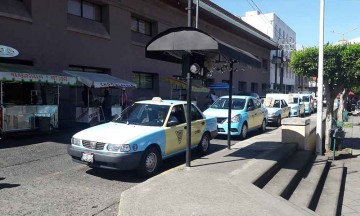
[0,0,276,126]
[242,10,305,93]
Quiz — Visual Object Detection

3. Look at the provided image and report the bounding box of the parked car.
[263,97,290,126]
[288,94,305,117]
[299,93,315,115]
[203,95,267,139]
[67,97,218,177]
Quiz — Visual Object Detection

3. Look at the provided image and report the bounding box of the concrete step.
[263,150,313,199]
[289,155,330,210]
[235,143,298,187]
[315,161,346,216]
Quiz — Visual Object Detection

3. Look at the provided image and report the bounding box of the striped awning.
[0,63,77,85]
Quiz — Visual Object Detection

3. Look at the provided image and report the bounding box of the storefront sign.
[0,72,76,85]
[0,45,19,58]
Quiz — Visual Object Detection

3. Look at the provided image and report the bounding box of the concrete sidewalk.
[118,115,360,216]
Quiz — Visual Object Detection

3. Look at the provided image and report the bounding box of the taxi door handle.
[184,126,187,129]
[201,122,205,125]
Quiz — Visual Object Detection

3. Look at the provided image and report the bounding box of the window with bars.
[133,72,154,89]
[68,0,102,22]
[131,16,152,36]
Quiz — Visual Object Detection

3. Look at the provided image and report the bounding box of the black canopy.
[146,26,261,68]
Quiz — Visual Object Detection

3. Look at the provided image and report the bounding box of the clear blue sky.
[211,0,360,47]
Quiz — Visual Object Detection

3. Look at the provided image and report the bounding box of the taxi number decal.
[175,130,183,145]
[194,129,201,134]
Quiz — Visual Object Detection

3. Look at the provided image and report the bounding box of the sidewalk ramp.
[243,144,347,216]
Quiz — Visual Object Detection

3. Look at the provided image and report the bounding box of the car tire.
[240,122,248,139]
[259,119,266,133]
[136,146,161,177]
[197,133,210,155]
[277,115,281,126]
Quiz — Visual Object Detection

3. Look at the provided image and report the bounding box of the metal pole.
[186,0,193,168]
[186,72,192,167]
[274,52,278,91]
[0,81,3,104]
[316,0,325,155]
[195,0,199,28]
[280,50,284,93]
[227,61,234,149]
[57,85,60,105]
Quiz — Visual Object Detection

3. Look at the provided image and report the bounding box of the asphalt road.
[0,125,277,216]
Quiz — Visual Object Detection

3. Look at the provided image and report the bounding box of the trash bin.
[329,127,345,151]
[37,117,51,132]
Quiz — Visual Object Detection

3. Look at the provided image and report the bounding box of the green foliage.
[290,43,360,93]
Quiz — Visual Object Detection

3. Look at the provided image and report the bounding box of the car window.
[255,99,262,109]
[113,103,170,126]
[302,96,310,102]
[170,105,186,124]
[210,98,245,110]
[247,98,254,110]
[190,104,204,121]
[273,100,280,108]
[281,100,288,107]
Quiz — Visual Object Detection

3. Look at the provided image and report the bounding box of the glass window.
[83,1,101,21]
[131,16,152,36]
[68,0,81,16]
[133,72,154,89]
[190,104,203,121]
[262,58,268,70]
[238,81,247,92]
[67,0,101,22]
[255,99,262,109]
[251,83,258,93]
[170,105,186,124]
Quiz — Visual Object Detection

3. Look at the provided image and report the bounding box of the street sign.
[0,45,19,57]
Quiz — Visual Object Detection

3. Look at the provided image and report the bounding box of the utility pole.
[316,0,324,155]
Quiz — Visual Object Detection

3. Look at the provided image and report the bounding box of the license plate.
[81,152,94,163]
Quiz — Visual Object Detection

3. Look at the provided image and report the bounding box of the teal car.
[203,95,267,139]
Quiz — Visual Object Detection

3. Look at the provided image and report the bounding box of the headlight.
[107,144,131,152]
[224,114,241,123]
[71,137,81,146]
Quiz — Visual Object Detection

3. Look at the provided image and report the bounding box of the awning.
[0,63,77,85]
[64,70,137,88]
[161,77,209,93]
[146,26,261,68]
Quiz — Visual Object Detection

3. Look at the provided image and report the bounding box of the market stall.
[0,63,77,134]
[64,70,136,124]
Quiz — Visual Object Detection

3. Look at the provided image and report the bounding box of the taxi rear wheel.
[276,115,281,126]
[136,146,161,177]
[197,133,210,155]
[259,119,266,133]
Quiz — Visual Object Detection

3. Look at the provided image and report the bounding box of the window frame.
[131,16,152,36]
[133,71,154,89]
[67,0,102,22]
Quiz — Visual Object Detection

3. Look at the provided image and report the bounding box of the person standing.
[121,88,128,109]
[102,89,112,121]
[210,90,218,103]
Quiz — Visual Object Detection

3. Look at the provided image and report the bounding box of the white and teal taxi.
[203,95,267,139]
[67,97,218,177]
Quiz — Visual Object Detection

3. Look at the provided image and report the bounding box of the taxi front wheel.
[136,146,161,177]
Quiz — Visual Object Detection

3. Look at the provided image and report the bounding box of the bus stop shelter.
[145,26,262,163]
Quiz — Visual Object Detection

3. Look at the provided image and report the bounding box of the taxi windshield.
[302,96,310,102]
[112,103,170,126]
[210,98,246,110]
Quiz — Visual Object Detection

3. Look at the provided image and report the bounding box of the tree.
[290,43,360,153]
